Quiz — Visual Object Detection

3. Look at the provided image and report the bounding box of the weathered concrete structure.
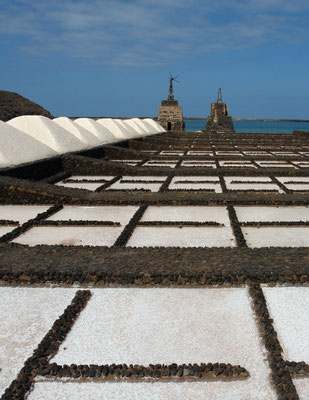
[158,76,185,131]
[205,88,234,132]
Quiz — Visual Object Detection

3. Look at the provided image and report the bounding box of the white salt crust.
[13,226,124,246]
[293,378,309,400]
[276,177,309,191]
[0,287,76,397]
[127,206,235,247]
[8,116,85,153]
[96,118,130,140]
[74,118,118,143]
[46,288,275,399]
[140,206,230,223]
[128,226,235,247]
[13,206,138,246]
[122,119,147,136]
[108,182,162,192]
[53,117,101,147]
[56,182,103,191]
[224,177,280,192]
[263,287,309,362]
[0,121,57,167]
[0,226,15,237]
[143,118,165,133]
[242,227,309,248]
[235,206,309,222]
[68,175,115,181]
[169,177,221,192]
[0,205,49,223]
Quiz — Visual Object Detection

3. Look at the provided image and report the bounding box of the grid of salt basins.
[1,129,309,400]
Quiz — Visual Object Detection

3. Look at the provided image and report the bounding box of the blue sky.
[1,0,309,118]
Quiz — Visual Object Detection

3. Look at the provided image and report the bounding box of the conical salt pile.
[74,118,118,144]
[96,118,134,140]
[53,117,101,148]
[8,115,85,153]
[0,120,57,167]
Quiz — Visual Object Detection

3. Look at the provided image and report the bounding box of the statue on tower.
[167,73,179,101]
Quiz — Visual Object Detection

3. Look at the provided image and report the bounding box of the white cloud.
[0,0,308,66]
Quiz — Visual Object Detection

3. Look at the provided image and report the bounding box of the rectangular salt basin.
[276,177,309,190]
[169,177,221,192]
[13,206,139,246]
[242,227,309,247]
[29,377,276,400]
[67,176,115,181]
[0,287,76,397]
[144,162,176,168]
[127,226,235,247]
[107,182,161,192]
[139,206,229,224]
[13,226,125,246]
[0,226,16,237]
[56,182,102,190]
[263,287,309,362]
[235,206,309,222]
[47,288,275,400]
[0,205,49,224]
[46,206,138,224]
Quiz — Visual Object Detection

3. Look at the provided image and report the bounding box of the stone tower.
[205,88,235,132]
[158,76,185,132]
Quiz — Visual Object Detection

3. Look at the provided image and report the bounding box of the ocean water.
[185,119,309,134]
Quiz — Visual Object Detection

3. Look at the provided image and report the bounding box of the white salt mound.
[122,119,147,137]
[8,115,85,153]
[74,118,118,143]
[96,118,132,140]
[114,119,140,139]
[141,119,160,134]
[53,117,101,148]
[144,118,165,133]
[0,120,57,167]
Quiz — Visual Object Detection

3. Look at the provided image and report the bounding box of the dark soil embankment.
[0,90,53,122]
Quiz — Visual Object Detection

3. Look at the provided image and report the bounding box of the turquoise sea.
[185,119,309,134]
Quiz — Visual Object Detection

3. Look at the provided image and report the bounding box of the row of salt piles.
[0,116,165,168]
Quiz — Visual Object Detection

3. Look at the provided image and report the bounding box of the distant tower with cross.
[158,74,185,132]
[205,88,235,132]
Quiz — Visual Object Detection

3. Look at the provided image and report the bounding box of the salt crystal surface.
[131,118,153,135]
[8,116,85,153]
[46,206,138,223]
[46,288,275,399]
[122,119,147,136]
[0,287,75,397]
[263,287,309,362]
[96,118,135,139]
[169,177,221,192]
[242,227,309,247]
[293,378,309,400]
[0,205,49,223]
[53,117,101,147]
[74,118,118,143]
[13,206,138,246]
[0,226,15,237]
[108,182,161,192]
[140,206,230,223]
[128,226,235,247]
[29,379,276,400]
[141,119,160,134]
[56,182,102,191]
[114,119,140,138]
[143,118,165,133]
[235,206,309,222]
[13,226,124,246]
[0,120,57,167]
